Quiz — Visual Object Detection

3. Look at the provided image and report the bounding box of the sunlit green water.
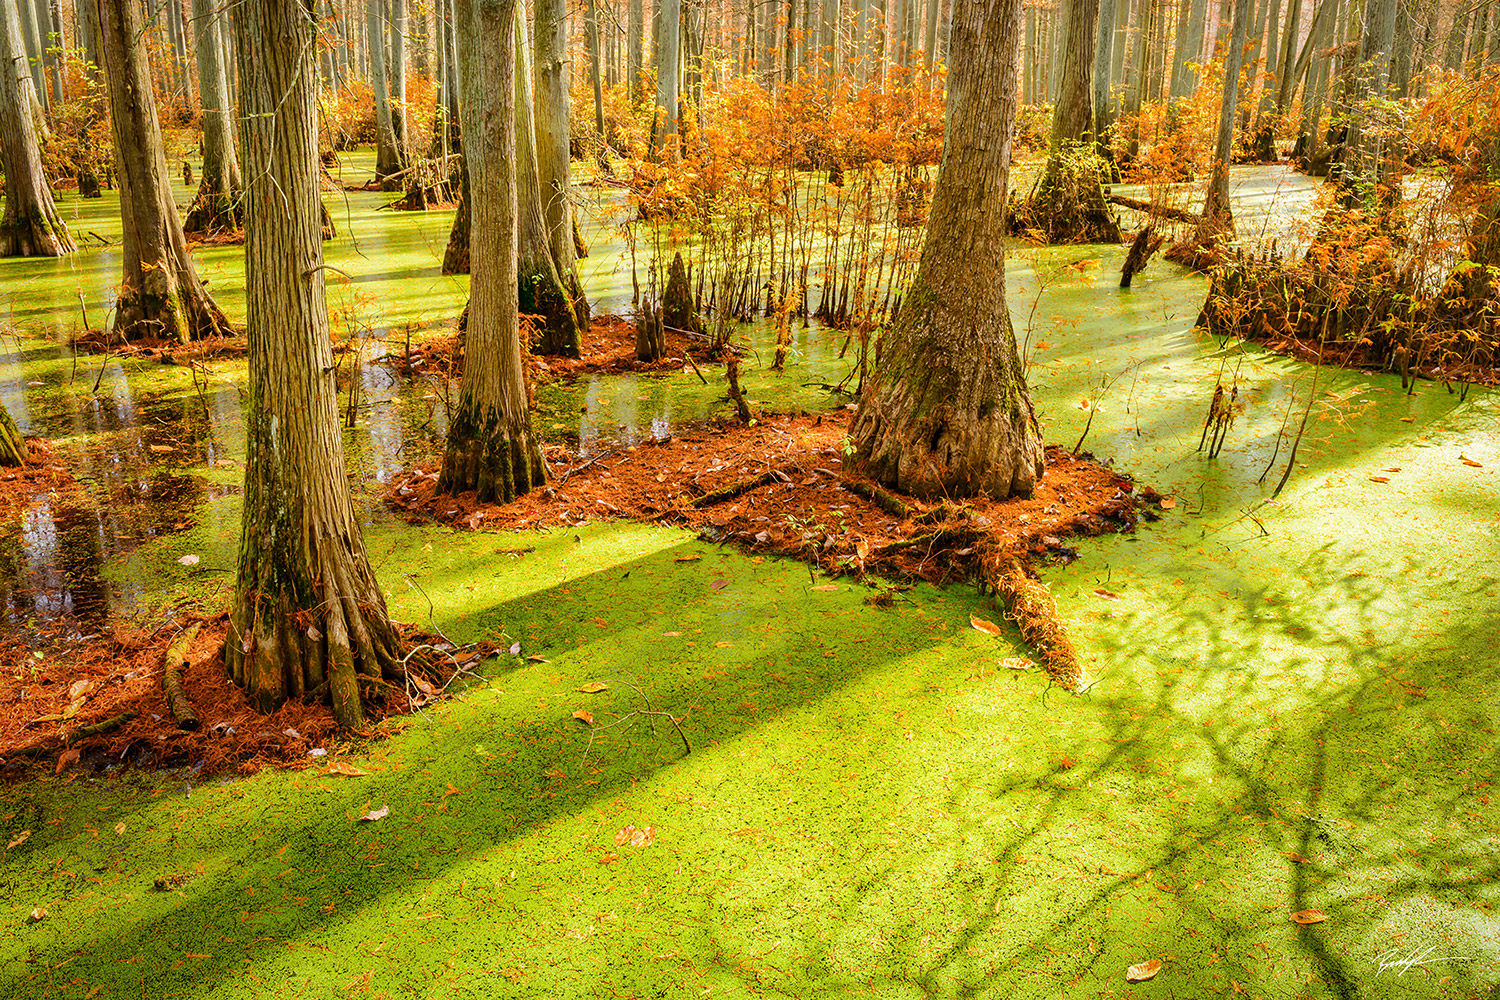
[0,160,1496,998]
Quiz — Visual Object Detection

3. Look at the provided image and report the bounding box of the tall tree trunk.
[535,0,590,335]
[229,0,402,730]
[183,0,244,235]
[0,0,75,256]
[15,0,45,107]
[1201,0,1249,232]
[849,0,1044,500]
[441,0,545,503]
[1250,0,1281,158]
[514,6,579,356]
[368,0,404,182]
[651,0,679,155]
[1341,0,1398,200]
[628,0,643,99]
[1018,0,1121,243]
[1094,0,1119,162]
[91,0,230,341]
[389,0,408,152]
[587,0,606,142]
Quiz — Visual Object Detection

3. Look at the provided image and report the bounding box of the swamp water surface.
[0,163,1496,998]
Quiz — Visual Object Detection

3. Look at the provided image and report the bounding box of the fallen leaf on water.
[357,805,389,823]
[661,631,682,637]
[714,641,733,648]
[1159,496,1177,509]
[1285,851,1310,864]
[114,822,126,835]
[148,444,174,453]
[600,852,620,864]
[711,578,728,590]
[1368,476,1390,483]
[571,709,594,725]
[1382,467,1401,473]
[1460,455,1483,468]
[527,655,550,663]
[509,641,522,655]
[969,613,1002,637]
[6,830,29,850]
[1399,416,1415,422]
[1093,588,1120,600]
[630,826,655,848]
[1000,657,1033,671]
[326,762,369,777]
[811,584,838,592]
[177,554,200,566]
[1291,909,1327,925]
[577,681,608,694]
[55,748,81,774]
[1125,959,1162,982]
[673,555,701,563]
[27,907,46,924]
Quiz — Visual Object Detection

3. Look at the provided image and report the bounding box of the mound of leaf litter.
[388,409,1169,686]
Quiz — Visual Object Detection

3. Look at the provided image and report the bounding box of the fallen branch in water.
[162,624,203,731]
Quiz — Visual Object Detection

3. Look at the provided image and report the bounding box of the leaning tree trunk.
[92,0,231,341]
[0,0,75,257]
[1015,0,1121,243]
[439,0,545,503]
[534,0,591,334]
[229,0,403,730]
[849,0,1045,500]
[183,0,244,235]
[514,7,580,357]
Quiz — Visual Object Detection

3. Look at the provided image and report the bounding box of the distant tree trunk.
[650,0,679,155]
[514,6,579,356]
[1093,0,1117,136]
[1250,0,1282,158]
[1016,0,1121,243]
[535,0,590,334]
[1198,0,1249,236]
[183,0,244,235]
[587,0,606,142]
[0,0,75,256]
[441,0,546,503]
[368,0,404,183]
[15,0,45,106]
[92,0,230,341]
[1341,0,1398,202]
[628,0,643,99]
[1168,0,1193,98]
[389,0,408,152]
[1273,0,1304,113]
[849,0,1044,500]
[229,0,403,731]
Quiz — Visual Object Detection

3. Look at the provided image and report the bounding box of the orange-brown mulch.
[0,614,490,779]
[387,410,1161,586]
[394,314,701,384]
[0,439,82,519]
[71,328,248,365]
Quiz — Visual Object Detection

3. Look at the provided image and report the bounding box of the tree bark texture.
[850,0,1045,500]
[651,0,680,156]
[1203,0,1250,228]
[440,0,545,504]
[93,0,230,341]
[513,6,579,356]
[1018,0,1121,243]
[183,0,243,235]
[229,0,403,729]
[534,0,590,335]
[0,0,74,256]
[368,0,404,182]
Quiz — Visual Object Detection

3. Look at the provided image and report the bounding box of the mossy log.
[65,712,137,746]
[689,469,784,508]
[161,623,202,730]
[979,551,1080,689]
[840,478,911,518]
[1120,226,1165,288]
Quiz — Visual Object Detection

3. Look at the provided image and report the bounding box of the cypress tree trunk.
[1094,0,1120,170]
[849,0,1044,500]
[1341,0,1398,202]
[0,0,75,257]
[92,0,230,341]
[229,0,403,730]
[628,0,643,100]
[587,0,606,141]
[368,0,404,183]
[514,7,580,357]
[1199,0,1249,235]
[651,0,679,155]
[183,0,244,235]
[534,0,590,335]
[389,0,408,153]
[1016,0,1121,243]
[1250,0,1282,159]
[440,0,545,504]
[16,0,45,106]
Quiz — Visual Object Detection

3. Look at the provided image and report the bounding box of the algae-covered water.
[1,161,1496,999]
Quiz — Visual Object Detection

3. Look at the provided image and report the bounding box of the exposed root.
[979,551,1081,690]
